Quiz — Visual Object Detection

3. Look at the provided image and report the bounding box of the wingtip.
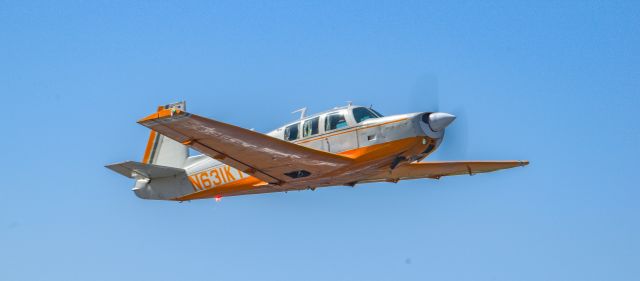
[520,160,530,166]
[137,108,185,124]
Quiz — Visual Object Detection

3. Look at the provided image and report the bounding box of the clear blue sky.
[1,1,639,280]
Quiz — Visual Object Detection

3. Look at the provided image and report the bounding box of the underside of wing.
[137,108,353,185]
[363,160,529,183]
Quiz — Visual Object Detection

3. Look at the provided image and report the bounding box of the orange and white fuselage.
[106,102,528,201]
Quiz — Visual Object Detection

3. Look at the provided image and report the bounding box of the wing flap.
[138,109,353,184]
[398,160,528,178]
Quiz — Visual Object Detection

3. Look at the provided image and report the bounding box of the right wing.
[137,108,353,185]
[364,160,529,182]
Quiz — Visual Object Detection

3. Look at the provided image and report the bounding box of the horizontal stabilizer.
[105,161,186,179]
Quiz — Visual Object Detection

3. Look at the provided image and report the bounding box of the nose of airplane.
[426,112,456,131]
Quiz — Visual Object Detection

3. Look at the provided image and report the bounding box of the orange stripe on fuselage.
[175,176,264,201]
[339,137,425,161]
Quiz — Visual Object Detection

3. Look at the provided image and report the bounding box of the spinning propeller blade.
[410,75,469,160]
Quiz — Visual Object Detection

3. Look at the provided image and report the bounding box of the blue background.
[1,1,639,280]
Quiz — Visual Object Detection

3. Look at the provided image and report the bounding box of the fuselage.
[168,106,451,200]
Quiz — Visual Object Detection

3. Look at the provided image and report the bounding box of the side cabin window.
[302,117,319,138]
[284,123,300,141]
[352,107,381,123]
[325,112,348,131]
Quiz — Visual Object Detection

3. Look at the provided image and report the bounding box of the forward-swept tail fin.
[141,101,189,168]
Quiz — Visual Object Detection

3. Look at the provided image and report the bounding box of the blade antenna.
[292,107,307,120]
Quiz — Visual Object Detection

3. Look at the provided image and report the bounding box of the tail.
[141,101,189,168]
[105,101,194,201]
[105,161,193,200]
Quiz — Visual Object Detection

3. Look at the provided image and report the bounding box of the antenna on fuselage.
[292,107,307,120]
[347,101,353,108]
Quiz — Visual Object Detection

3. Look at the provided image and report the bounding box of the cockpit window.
[284,123,300,141]
[302,117,319,137]
[325,112,348,131]
[353,107,381,123]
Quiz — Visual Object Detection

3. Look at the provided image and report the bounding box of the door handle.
[324,138,330,152]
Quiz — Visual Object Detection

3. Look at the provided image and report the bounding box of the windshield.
[353,107,382,123]
[370,108,384,117]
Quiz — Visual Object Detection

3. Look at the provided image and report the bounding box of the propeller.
[409,74,468,160]
[435,105,468,160]
[410,74,440,113]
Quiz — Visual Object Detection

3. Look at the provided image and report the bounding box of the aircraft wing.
[137,108,353,185]
[365,161,529,182]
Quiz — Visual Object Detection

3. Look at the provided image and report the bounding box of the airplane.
[106,101,528,202]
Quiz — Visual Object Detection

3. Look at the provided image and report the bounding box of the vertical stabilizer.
[141,101,189,168]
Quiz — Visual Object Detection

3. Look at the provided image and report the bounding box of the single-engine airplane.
[106,101,528,201]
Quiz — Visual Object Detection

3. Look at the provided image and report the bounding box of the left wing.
[364,160,529,182]
[138,108,353,185]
